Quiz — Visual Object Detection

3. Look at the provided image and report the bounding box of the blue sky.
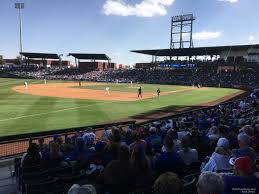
[0,0,258,65]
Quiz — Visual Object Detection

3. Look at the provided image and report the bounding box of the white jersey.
[106,87,109,91]
[24,82,28,89]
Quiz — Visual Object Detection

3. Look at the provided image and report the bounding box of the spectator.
[202,137,231,172]
[21,143,42,168]
[197,172,224,194]
[254,124,259,151]
[207,126,220,142]
[38,137,48,154]
[240,125,254,137]
[145,127,162,153]
[153,135,184,174]
[154,172,184,194]
[122,129,134,145]
[177,135,198,165]
[72,137,89,167]
[131,143,152,184]
[232,133,256,161]
[191,130,210,160]
[177,124,191,140]
[101,126,112,142]
[224,156,259,194]
[166,129,181,152]
[129,130,147,151]
[42,142,63,167]
[103,145,137,185]
[68,184,96,194]
[88,141,108,166]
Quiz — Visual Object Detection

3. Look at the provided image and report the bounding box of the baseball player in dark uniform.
[157,88,161,98]
[138,87,142,99]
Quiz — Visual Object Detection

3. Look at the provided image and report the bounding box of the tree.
[14,56,23,65]
[0,55,5,65]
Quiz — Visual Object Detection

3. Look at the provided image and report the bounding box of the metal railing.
[0,121,136,159]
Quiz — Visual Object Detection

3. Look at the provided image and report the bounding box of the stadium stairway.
[0,159,17,194]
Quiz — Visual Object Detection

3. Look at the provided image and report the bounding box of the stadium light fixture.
[15,2,25,55]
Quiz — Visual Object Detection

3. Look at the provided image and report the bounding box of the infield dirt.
[13,82,203,101]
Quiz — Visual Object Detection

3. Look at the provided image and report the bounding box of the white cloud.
[193,31,222,40]
[218,0,239,3]
[248,35,255,43]
[102,0,175,17]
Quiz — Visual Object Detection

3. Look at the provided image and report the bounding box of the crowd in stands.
[16,93,259,194]
[1,61,259,89]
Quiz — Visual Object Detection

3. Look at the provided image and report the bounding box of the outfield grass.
[0,78,242,136]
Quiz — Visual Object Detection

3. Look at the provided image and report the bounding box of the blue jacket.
[153,151,184,173]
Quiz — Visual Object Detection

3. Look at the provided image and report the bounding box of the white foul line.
[0,102,112,122]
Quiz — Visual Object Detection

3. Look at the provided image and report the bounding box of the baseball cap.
[237,133,251,145]
[217,137,229,150]
[229,156,254,174]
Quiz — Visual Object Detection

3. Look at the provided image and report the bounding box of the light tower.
[15,2,25,54]
[170,14,196,49]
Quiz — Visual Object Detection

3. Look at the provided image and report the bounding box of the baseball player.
[105,87,110,95]
[24,81,28,89]
[138,86,142,99]
[157,88,161,98]
[79,81,82,87]
[44,79,47,84]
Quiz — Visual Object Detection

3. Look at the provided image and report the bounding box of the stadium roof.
[131,44,259,57]
[20,52,60,59]
[68,53,111,60]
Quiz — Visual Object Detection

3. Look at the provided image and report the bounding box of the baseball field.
[0,78,244,137]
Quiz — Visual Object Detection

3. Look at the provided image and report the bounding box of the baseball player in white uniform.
[24,81,28,89]
[105,87,110,95]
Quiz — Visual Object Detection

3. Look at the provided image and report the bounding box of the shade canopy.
[131,44,259,57]
[20,52,60,59]
[68,53,111,60]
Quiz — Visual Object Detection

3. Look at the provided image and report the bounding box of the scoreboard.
[159,63,195,68]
